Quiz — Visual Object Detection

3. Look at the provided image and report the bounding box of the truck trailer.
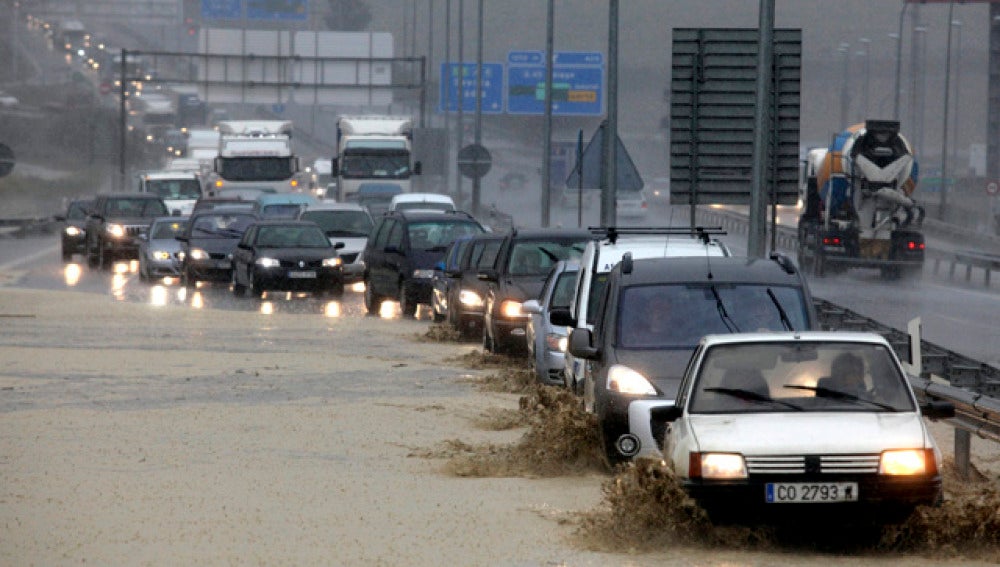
[797,120,925,279]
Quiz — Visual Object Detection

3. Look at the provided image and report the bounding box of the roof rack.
[587,225,726,245]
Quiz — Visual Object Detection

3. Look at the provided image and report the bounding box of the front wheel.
[363,279,381,315]
[231,267,246,296]
[62,246,72,262]
[399,282,417,318]
[247,268,263,298]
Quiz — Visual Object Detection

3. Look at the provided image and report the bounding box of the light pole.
[858,37,871,120]
[838,42,850,128]
[940,0,955,221]
[950,18,963,179]
[893,0,911,121]
[912,24,927,166]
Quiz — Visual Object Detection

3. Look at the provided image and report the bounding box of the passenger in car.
[818,352,868,396]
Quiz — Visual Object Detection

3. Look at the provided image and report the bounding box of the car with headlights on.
[480,228,593,354]
[431,236,475,324]
[567,253,818,466]
[84,193,169,269]
[523,261,579,386]
[176,208,258,288]
[138,216,187,280]
[231,220,345,298]
[440,233,505,336]
[55,197,93,261]
[363,210,486,317]
[657,331,953,525]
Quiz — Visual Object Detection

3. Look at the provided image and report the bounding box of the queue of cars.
[56,189,953,527]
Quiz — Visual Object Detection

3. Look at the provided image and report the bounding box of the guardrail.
[932,250,1000,287]
[0,218,58,238]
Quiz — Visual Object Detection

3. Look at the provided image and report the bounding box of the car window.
[586,273,610,325]
[687,342,916,414]
[616,284,810,349]
[476,240,502,269]
[107,198,168,217]
[300,210,373,237]
[148,179,201,200]
[67,202,90,220]
[151,220,187,239]
[550,270,578,309]
[508,239,588,277]
[255,225,330,248]
[190,214,256,238]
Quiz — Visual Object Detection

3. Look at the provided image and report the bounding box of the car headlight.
[152,250,172,261]
[607,364,657,395]
[105,223,126,238]
[322,257,342,267]
[64,226,82,236]
[500,299,529,318]
[545,333,567,352]
[412,269,434,278]
[458,289,483,308]
[187,248,209,261]
[692,452,748,480]
[880,449,932,476]
[256,257,280,268]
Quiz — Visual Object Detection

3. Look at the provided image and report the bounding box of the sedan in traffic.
[523,261,578,386]
[138,216,187,280]
[231,220,345,298]
[659,332,953,525]
[177,208,258,288]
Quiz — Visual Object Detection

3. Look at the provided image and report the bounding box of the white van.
[558,227,731,394]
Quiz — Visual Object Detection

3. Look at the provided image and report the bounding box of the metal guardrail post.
[955,429,971,479]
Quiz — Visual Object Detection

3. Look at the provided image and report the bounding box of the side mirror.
[521,299,542,315]
[384,245,400,254]
[434,260,445,271]
[650,405,683,423]
[333,242,345,250]
[921,400,956,420]
[413,161,422,175]
[477,268,498,282]
[175,235,189,242]
[549,307,577,327]
[568,328,599,360]
[236,242,250,250]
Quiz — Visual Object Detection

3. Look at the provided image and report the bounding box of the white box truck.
[331,115,421,204]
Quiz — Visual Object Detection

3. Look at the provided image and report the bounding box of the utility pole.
[940,0,955,221]
[456,0,464,206]
[472,0,483,217]
[541,0,554,228]
[600,0,619,228]
[748,0,775,259]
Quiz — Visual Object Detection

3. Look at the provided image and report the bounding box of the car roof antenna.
[701,226,714,281]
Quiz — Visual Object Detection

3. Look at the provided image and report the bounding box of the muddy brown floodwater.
[1,288,998,566]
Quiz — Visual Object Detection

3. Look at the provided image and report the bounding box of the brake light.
[822,236,842,245]
[907,241,925,250]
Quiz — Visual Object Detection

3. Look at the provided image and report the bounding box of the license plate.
[288,270,316,279]
[215,260,231,269]
[766,482,859,503]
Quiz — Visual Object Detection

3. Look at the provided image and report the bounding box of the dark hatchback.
[439,234,505,336]
[480,228,593,354]
[231,220,345,298]
[177,208,258,288]
[363,210,486,317]
[56,197,93,261]
[567,254,819,466]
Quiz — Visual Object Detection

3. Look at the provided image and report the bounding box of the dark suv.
[480,228,593,354]
[85,193,169,269]
[566,253,819,466]
[362,210,486,317]
[55,197,93,262]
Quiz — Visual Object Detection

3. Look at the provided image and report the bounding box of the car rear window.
[407,221,484,250]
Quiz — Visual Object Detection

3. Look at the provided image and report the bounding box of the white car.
[0,91,19,108]
[298,202,374,283]
[388,192,456,214]
[658,331,953,524]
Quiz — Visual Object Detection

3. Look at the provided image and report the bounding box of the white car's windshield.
[688,342,916,414]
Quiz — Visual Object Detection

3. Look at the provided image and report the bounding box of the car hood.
[613,347,696,399]
[326,236,367,256]
[688,412,931,455]
[256,247,336,261]
[188,237,241,254]
[503,277,546,302]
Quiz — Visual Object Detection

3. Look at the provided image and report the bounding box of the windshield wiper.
[767,288,794,331]
[709,285,740,332]
[783,384,899,412]
[703,387,803,411]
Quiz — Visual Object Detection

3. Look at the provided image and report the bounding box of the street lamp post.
[838,42,850,128]
[858,37,871,120]
[893,0,911,121]
[940,0,956,221]
[951,18,963,180]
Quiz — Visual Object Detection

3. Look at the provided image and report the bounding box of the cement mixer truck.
[797,120,926,279]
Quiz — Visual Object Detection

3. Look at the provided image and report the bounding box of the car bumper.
[186,259,233,282]
[683,474,941,523]
[536,349,566,386]
[101,238,140,257]
[147,260,182,277]
[492,317,530,350]
[254,268,343,292]
[62,234,87,253]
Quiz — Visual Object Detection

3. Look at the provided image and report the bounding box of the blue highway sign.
[507,50,603,116]
[202,0,242,19]
[439,62,504,114]
[247,0,308,21]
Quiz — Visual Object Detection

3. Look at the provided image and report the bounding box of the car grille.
[209,252,228,260]
[745,454,880,475]
[125,225,147,237]
[278,259,324,269]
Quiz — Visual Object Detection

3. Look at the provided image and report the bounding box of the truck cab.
[332,115,422,203]
[136,170,203,216]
